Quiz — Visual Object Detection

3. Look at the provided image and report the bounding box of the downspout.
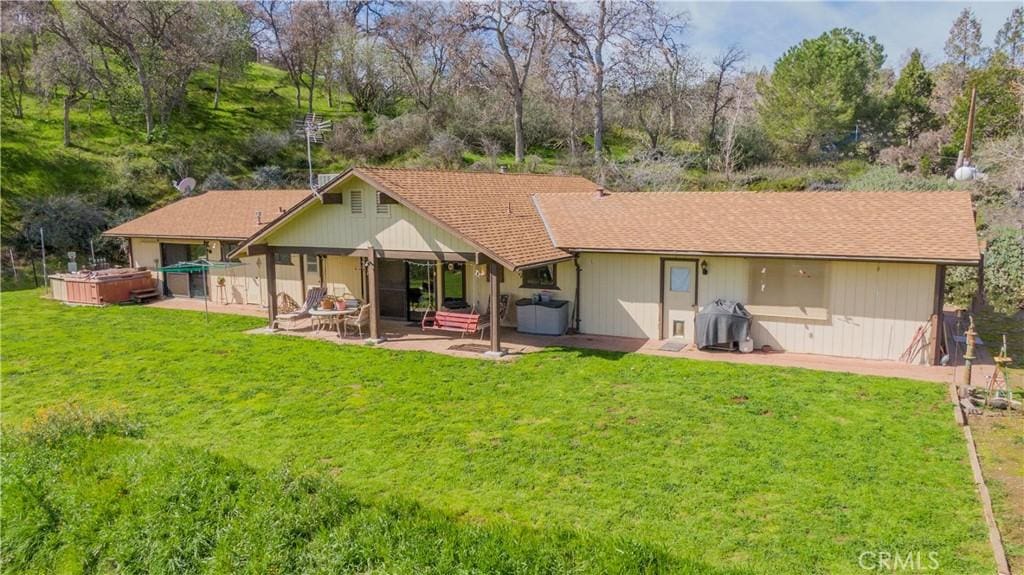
[573,253,582,333]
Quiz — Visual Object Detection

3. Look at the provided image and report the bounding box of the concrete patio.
[144,296,994,384]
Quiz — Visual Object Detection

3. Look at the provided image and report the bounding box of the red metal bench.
[421,310,487,338]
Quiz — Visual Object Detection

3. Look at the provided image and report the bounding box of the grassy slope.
[0,289,994,574]
[0,64,345,231]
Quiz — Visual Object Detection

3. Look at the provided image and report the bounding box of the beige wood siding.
[577,253,662,339]
[747,260,936,363]
[324,255,364,299]
[266,179,477,254]
[576,253,936,363]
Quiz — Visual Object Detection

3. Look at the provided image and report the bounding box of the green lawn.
[0,289,995,573]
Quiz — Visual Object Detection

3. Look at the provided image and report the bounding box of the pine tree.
[890,50,936,145]
[994,6,1024,68]
[945,8,983,68]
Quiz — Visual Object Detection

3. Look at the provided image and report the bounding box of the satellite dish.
[175,177,197,195]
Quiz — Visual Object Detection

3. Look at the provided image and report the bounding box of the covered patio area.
[145,295,985,383]
[246,315,970,383]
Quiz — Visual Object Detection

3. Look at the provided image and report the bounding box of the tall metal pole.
[39,228,48,286]
[90,239,97,268]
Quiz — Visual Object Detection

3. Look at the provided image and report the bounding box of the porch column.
[367,248,382,341]
[265,246,277,330]
[487,261,503,356]
[435,262,444,310]
[930,264,946,366]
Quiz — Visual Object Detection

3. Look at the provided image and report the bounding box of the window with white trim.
[306,256,319,275]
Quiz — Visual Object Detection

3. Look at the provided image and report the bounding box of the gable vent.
[317,173,339,187]
[350,190,363,214]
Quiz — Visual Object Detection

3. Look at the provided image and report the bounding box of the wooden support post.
[487,262,503,356]
[435,261,444,311]
[930,264,946,365]
[367,248,381,341]
[265,247,277,330]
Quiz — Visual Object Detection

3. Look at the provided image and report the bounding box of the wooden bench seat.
[421,310,488,338]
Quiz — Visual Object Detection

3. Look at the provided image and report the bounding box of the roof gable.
[238,167,601,269]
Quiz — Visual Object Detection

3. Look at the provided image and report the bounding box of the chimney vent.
[595,187,609,197]
[256,210,263,225]
[499,165,508,174]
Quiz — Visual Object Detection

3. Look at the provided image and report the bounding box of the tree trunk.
[513,89,525,163]
[307,55,318,113]
[63,96,72,147]
[4,67,23,118]
[213,61,223,110]
[593,69,604,163]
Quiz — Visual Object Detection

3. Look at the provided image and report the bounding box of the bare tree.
[205,3,252,110]
[379,2,466,115]
[544,40,588,163]
[548,0,636,163]
[334,22,400,115]
[548,0,676,163]
[461,0,546,163]
[249,0,335,112]
[706,45,745,149]
[0,1,44,119]
[73,1,212,137]
[35,3,98,146]
[634,2,691,135]
[616,46,672,150]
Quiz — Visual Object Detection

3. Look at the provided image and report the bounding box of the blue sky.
[671,1,1020,69]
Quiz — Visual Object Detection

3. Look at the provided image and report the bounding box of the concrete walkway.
[148,296,983,384]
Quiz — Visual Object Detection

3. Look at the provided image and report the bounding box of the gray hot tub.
[515,298,570,335]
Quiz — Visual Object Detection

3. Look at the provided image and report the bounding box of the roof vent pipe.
[595,187,608,198]
[256,210,263,225]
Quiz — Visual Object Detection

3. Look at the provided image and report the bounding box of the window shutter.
[350,190,363,214]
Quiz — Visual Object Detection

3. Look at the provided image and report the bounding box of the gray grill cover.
[696,299,751,349]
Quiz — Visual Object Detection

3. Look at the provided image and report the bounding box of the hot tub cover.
[696,299,751,349]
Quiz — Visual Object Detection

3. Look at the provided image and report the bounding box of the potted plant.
[320,295,336,310]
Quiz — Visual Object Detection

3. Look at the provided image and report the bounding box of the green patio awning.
[156,258,245,273]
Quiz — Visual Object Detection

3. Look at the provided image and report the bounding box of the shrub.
[845,165,955,191]
[16,195,109,255]
[984,228,1024,313]
[201,171,237,192]
[247,130,291,165]
[425,132,466,169]
[16,402,143,447]
[250,165,288,189]
[945,228,1024,313]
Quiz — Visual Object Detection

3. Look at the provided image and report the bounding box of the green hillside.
[1,64,346,234]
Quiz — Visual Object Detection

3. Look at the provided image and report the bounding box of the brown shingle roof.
[533,190,980,264]
[103,189,310,241]
[346,167,599,268]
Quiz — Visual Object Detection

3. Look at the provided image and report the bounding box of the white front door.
[662,260,697,341]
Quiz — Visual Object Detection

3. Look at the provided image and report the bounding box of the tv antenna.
[293,112,332,198]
